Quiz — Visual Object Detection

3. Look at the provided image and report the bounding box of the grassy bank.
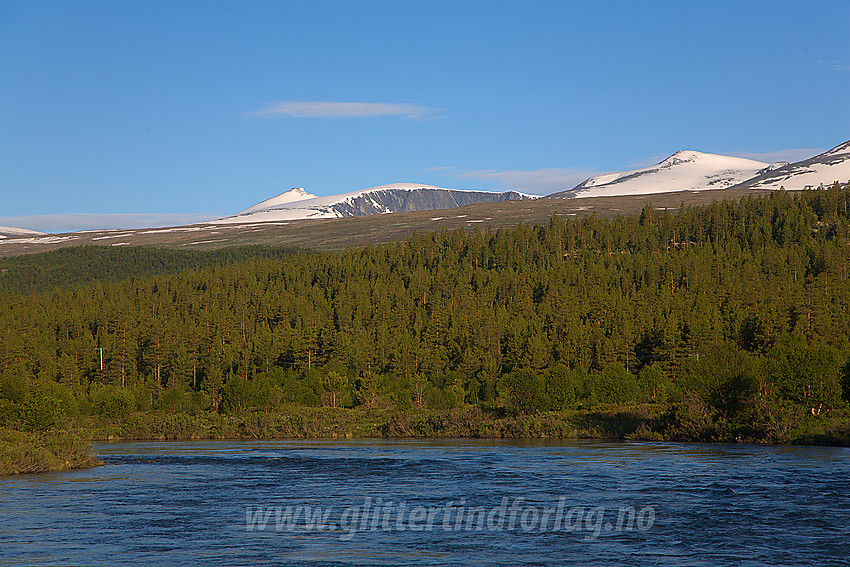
[0,427,102,475]
[85,404,850,446]
[81,405,668,442]
[5,404,848,475]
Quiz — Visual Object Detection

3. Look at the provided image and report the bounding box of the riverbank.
[82,405,664,442]
[83,404,850,446]
[4,404,849,475]
[0,427,102,475]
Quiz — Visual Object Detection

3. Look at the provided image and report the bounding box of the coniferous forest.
[2,185,850,471]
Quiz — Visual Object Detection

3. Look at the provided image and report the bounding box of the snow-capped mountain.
[0,226,43,239]
[731,140,850,191]
[237,187,317,215]
[547,151,777,199]
[546,141,850,199]
[215,183,534,224]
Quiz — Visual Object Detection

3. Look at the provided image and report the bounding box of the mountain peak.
[220,184,533,224]
[237,187,317,215]
[271,187,316,201]
[548,150,769,198]
[659,150,702,167]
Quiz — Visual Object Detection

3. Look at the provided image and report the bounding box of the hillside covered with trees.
[2,184,850,458]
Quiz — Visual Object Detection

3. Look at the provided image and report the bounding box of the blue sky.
[2,0,849,232]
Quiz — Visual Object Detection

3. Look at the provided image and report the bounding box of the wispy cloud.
[730,148,823,164]
[436,167,599,196]
[0,213,221,234]
[814,58,850,72]
[245,101,438,120]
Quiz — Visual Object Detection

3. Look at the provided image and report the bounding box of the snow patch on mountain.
[737,140,850,191]
[548,151,774,198]
[215,183,534,224]
[758,161,790,174]
[238,187,317,215]
[0,226,44,239]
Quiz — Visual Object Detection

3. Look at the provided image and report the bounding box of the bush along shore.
[84,405,661,442]
[75,401,850,447]
[0,427,101,475]
[3,402,850,475]
[3,185,850,473]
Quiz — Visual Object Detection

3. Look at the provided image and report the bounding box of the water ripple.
[1,439,848,565]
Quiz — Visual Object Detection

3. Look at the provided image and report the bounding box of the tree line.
[1,183,849,442]
[0,244,308,295]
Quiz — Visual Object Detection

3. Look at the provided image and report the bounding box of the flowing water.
[1,439,848,565]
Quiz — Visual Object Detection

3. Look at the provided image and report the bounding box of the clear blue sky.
[2,0,849,232]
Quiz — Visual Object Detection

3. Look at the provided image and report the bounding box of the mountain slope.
[0,182,833,258]
[0,226,43,239]
[237,187,317,214]
[730,140,850,191]
[547,151,774,198]
[215,183,534,224]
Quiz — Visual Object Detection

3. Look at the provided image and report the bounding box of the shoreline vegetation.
[0,427,101,475]
[86,405,850,446]
[4,403,850,475]
[3,184,850,474]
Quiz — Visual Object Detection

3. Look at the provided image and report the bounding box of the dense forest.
[2,184,850,450]
[0,245,309,295]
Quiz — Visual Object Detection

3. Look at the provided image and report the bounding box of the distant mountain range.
[549,140,850,198]
[2,140,848,237]
[220,140,850,223]
[214,183,533,224]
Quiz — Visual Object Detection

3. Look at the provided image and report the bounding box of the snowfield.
[549,140,850,199]
[0,226,43,239]
[740,141,850,191]
[214,183,534,224]
[237,187,317,215]
[550,151,775,198]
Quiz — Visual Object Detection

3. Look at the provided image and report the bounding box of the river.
[1,439,848,565]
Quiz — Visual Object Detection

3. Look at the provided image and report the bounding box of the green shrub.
[679,344,760,421]
[0,378,77,431]
[544,364,580,410]
[90,385,135,420]
[583,364,640,405]
[0,427,101,475]
[638,364,675,403]
[765,335,844,414]
[499,369,546,414]
[220,374,285,414]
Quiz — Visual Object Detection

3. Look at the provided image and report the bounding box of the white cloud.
[245,101,438,120]
[0,213,221,234]
[453,167,598,196]
[730,148,823,164]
